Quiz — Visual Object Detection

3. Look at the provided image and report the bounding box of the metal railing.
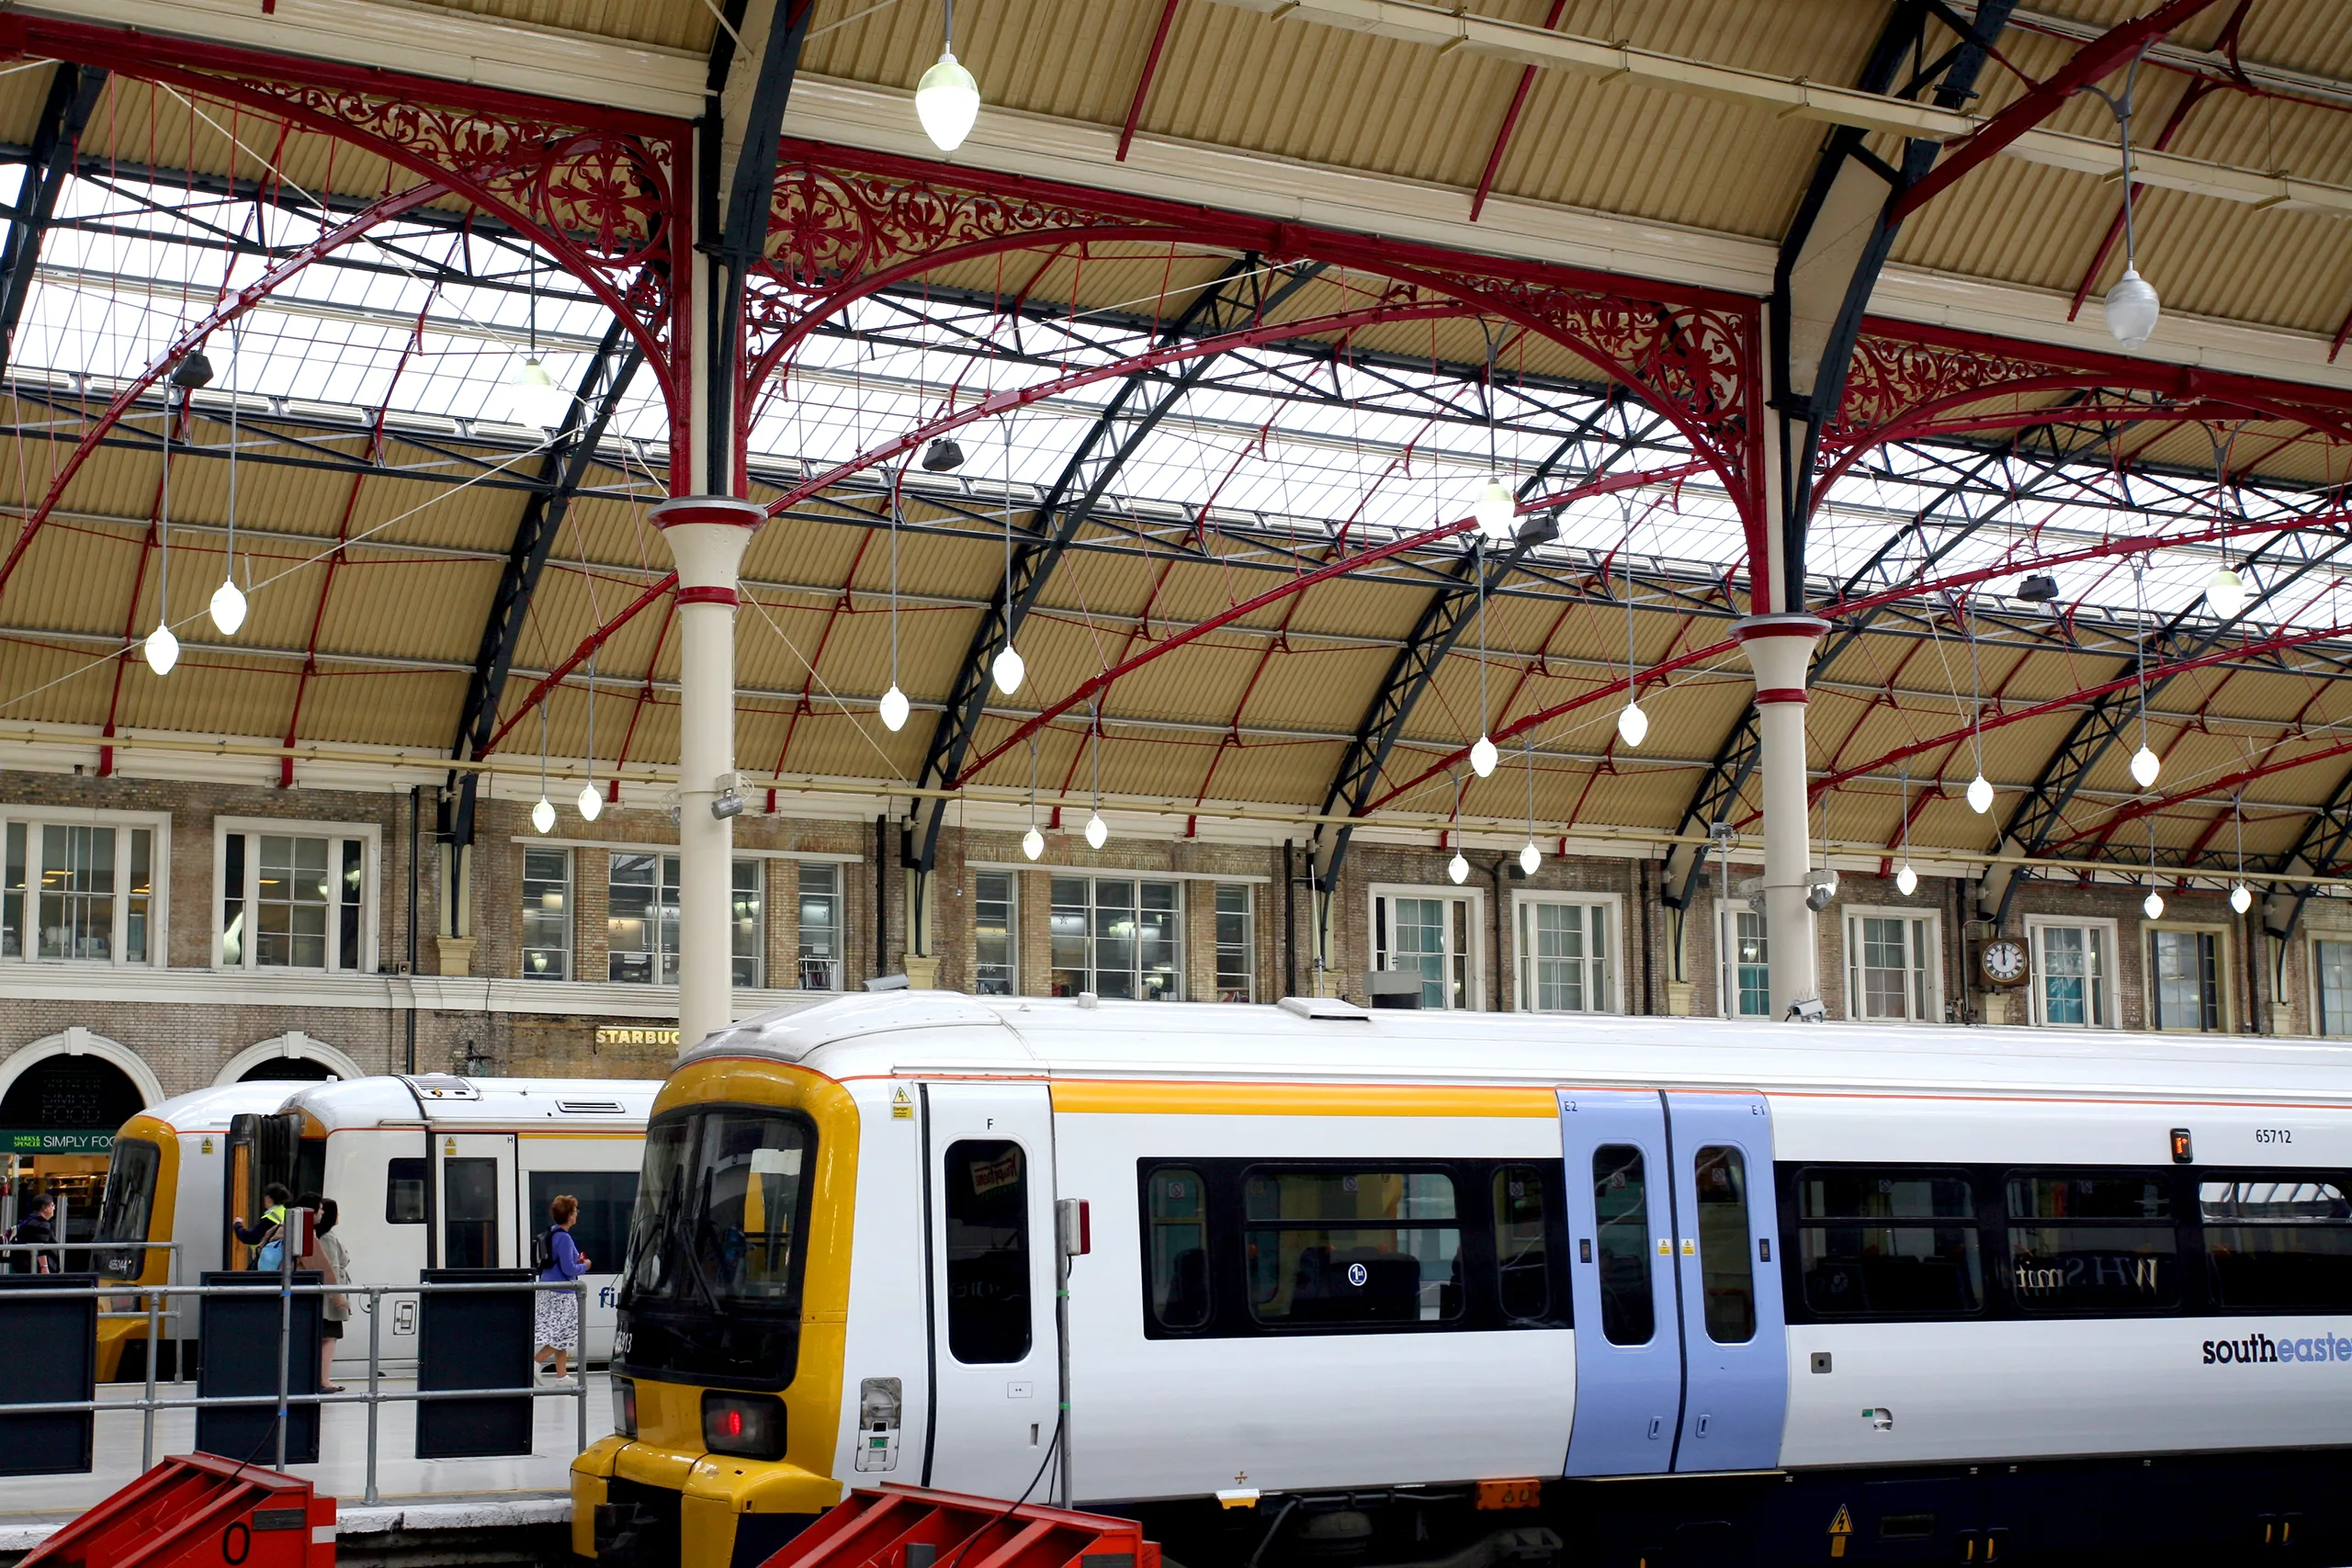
[0,1276,592,1506]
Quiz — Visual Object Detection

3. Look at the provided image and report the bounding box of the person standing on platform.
[9,1195,56,1273]
[532,1194,592,1379]
[232,1183,293,1271]
[298,1194,351,1393]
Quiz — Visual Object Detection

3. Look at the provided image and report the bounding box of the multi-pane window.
[219,826,368,972]
[520,848,570,980]
[1517,897,1613,1013]
[1843,911,1940,1022]
[2006,1173,2178,1313]
[2032,920,2112,1027]
[1373,892,1474,1010]
[1719,902,1770,1018]
[798,863,842,990]
[2200,1177,2352,1310]
[608,853,762,986]
[1050,876,1181,999]
[972,871,1014,996]
[1794,1168,1982,1316]
[2318,941,2352,1035]
[2,818,159,964]
[2149,929,2222,1032]
[1214,885,1254,1003]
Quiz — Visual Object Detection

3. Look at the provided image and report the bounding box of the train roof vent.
[555,1099,627,1116]
[1277,996,1371,1021]
[401,1074,481,1100]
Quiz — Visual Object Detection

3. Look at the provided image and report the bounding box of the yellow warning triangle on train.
[1829,1506,1853,1535]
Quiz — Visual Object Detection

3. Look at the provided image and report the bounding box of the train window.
[1694,1147,1756,1343]
[1146,1168,1210,1330]
[385,1157,426,1224]
[528,1170,639,1273]
[2007,1172,2178,1313]
[443,1157,499,1269]
[944,1140,1031,1363]
[2201,1178,2352,1310]
[1494,1166,1549,1322]
[1592,1145,1655,1346]
[1242,1168,1461,1327]
[1797,1169,1982,1316]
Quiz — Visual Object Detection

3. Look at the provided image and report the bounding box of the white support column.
[1734,613,1830,1021]
[653,495,763,1047]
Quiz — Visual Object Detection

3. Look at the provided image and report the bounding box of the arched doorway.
[212,1033,367,1088]
[0,1033,156,1244]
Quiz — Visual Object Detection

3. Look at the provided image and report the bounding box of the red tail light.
[702,1392,785,1460]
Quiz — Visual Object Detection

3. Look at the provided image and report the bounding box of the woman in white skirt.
[534,1193,592,1378]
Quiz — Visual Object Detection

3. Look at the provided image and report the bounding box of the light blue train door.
[1664,1090,1787,1473]
[1559,1089,1682,1477]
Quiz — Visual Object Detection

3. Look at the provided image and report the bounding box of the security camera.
[1785,997,1826,1022]
[1804,879,1838,913]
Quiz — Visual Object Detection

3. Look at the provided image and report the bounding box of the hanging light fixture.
[2096,55,2161,349]
[1518,840,1540,875]
[1895,862,1919,897]
[1472,331,1516,542]
[2142,819,2163,919]
[2206,565,2247,620]
[1469,734,1498,778]
[880,470,910,730]
[1448,850,1470,885]
[532,705,557,834]
[992,421,1023,693]
[144,383,180,675]
[916,0,982,152]
[2230,792,2251,912]
[1022,734,1045,860]
[1468,514,1498,778]
[1447,772,1470,884]
[1962,592,1990,813]
[1084,702,1109,848]
[2231,883,2253,914]
[1966,773,1995,815]
[1519,735,1541,874]
[1617,698,1649,750]
[210,323,248,635]
[2130,558,2159,790]
[1618,528,1647,747]
[2143,887,2165,919]
[1894,764,1918,895]
[2205,430,2249,622]
[507,252,572,428]
[578,642,604,821]
[2130,745,2161,789]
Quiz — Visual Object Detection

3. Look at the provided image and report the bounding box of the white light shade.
[1618,699,1649,749]
[142,623,178,675]
[1021,825,1045,861]
[1473,479,1516,541]
[915,51,980,152]
[878,683,910,732]
[2231,883,2253,914]
[2143,888,2165,919]
[1469,733,1498,778]
[2206,566,2248,620]
[1447,851,1470,886]
[209,577,247,635]
[1519,840,1540,875]
[531,796,556,835]
[1084,810,1108,849]
[990,642,1024,694]
[505,356,571,427]
[1966,773,1995,815]
[2130,744,2161,789]
[577,783,604,821]
[2104,267,2161,349]
[1895,862,1918,897]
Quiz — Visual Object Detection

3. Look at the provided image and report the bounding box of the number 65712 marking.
[2256,1128,2292,1145]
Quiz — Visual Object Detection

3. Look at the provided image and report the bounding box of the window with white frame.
[1214,884,1255,1003]
[1,813,165,964]
[799,863,842,991]
[1372,887,1477,1010]
[1842,908,1942,1022]
[2148,927,2224,1032]
[217,821,375,972]
[521,847,571,979]
[607,852,763,987]
[2029,917,2116,1028]
[1716,898,1770,1019]
[2317,941,2352,1037]
[1514,894,1617,1013]
[1051,876,1182,999]
[971,871,1015,996]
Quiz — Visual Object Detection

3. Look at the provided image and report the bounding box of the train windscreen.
[94,1135,161,1280]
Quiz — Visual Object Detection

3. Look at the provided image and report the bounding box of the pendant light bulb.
[1895,862,1918,897]
[2143,888,2165,920]
[1519,840,1540,876]
[1084,811,1108,850]
[991,642,1025,694]
[1447,851,1470,886]
[2206,566,2247,620]
[142,623,179,676]
[209,577,247,636]
[577,783,604,822]
[1617,699,1649,749]
[1469,733,1498,779]
[531,796,556,835]
[2104,267,2161,350]
[1473,479,1516,542]
[505,356,571,428]
[1021,825,1045,862]
[916,51,981,152]
[1966,773,1995,815]
[2231,883,2253,914]
[2130,744,2161,790]
[878,683,910,732]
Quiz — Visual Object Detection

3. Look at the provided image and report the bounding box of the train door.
[1663,1090,1786,1473]
[1560,1089,1682,1477]
[437,1132,514,1269]
[223,1112,301,1270]
[921,1082,1061,1501]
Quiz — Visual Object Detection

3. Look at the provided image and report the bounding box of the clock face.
[1981,938,2029,987]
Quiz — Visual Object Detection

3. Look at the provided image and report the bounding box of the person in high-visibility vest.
[232,1183,294,1270]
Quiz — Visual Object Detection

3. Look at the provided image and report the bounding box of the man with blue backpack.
[232,1183,294,1270]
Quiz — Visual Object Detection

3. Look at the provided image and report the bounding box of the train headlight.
[612,1377,638,1438]
[703,1391,786,1461]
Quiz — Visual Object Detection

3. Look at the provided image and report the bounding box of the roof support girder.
[0,62,107,380]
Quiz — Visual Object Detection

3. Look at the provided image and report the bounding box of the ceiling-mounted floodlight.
[922,437,966,472]
[169,351,215,389]
[2014,573,2059,603]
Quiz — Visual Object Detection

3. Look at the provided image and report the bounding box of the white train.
[96,1074,659,1378]
[575,991,2352,1568]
